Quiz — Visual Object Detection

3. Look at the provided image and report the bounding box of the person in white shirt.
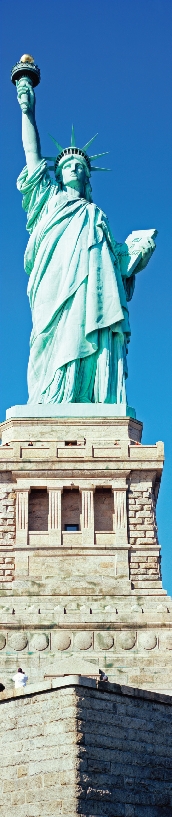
[12,667,28,688]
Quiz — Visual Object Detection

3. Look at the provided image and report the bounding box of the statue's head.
[55,150,92,199]
[47,128,110,201]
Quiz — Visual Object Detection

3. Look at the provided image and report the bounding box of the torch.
[11,55,40,108]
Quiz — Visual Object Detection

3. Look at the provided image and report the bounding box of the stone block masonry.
[0,676,172,817]
[0,479,16,584]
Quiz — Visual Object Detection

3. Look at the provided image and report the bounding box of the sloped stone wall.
[0,677,172,817]
[76,682,172,816]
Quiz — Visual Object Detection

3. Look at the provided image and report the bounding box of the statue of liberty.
[14,56,157,406]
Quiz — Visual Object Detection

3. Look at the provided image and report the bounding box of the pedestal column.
[112,485,128,545]
[16,490,29,546]
[81,488,94,546]
[48,488,62,545]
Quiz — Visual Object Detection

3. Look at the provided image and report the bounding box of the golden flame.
[20,54,34,64]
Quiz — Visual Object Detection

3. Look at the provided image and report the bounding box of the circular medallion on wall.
[95,633,114,650]
[160,633,172,650]
[8,632,28,651]
[53,632,71,651]
[117,632,136,650]
[0,634,6,650]
[74,632,92,650]
[139,632,157,650]
[31,634,49,651]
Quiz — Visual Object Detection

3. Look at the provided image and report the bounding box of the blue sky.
[0,0,172,593]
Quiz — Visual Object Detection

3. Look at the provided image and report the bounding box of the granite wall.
[0,676,172,817]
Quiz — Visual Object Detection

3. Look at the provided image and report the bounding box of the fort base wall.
[0,676,172,817]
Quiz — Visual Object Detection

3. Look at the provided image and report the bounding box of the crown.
[55,147,91,173]
[46,126,110,175]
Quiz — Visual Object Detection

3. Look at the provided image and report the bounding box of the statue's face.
[60,158,87,192]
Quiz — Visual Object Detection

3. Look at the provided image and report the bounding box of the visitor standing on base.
[12,668,28,688]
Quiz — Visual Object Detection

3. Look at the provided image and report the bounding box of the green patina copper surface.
[15,73,157,405]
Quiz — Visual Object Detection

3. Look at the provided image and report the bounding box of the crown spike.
[71,125,76,147]
[89,151,109,161]
[49,134,64,152]
[82,133,98,151]
[91,166,111,172]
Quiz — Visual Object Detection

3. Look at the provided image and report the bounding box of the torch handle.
[16,76,35,115]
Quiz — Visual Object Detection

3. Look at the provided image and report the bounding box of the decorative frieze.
[0,627,172,654]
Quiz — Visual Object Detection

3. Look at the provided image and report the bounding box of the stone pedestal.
[0,411,171,693]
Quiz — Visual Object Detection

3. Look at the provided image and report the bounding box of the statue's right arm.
[16,77,41,177]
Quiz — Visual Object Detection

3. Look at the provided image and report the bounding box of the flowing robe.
[17,159,151,404]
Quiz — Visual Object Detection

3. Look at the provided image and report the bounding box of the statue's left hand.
[141,235,156,256]
[123,229,157,278]
[16,77,35,115]
[138,235,156,271]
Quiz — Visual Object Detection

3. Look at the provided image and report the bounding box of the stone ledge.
[0,674,172,705]
[6,403,136,419]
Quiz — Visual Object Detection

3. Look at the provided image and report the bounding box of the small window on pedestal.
[65,440,77,446]
[65,524,79,531]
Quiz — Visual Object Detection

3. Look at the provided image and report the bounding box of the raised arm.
[16,77,41,176]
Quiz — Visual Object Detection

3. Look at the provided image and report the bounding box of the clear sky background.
[0,0,172,593]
